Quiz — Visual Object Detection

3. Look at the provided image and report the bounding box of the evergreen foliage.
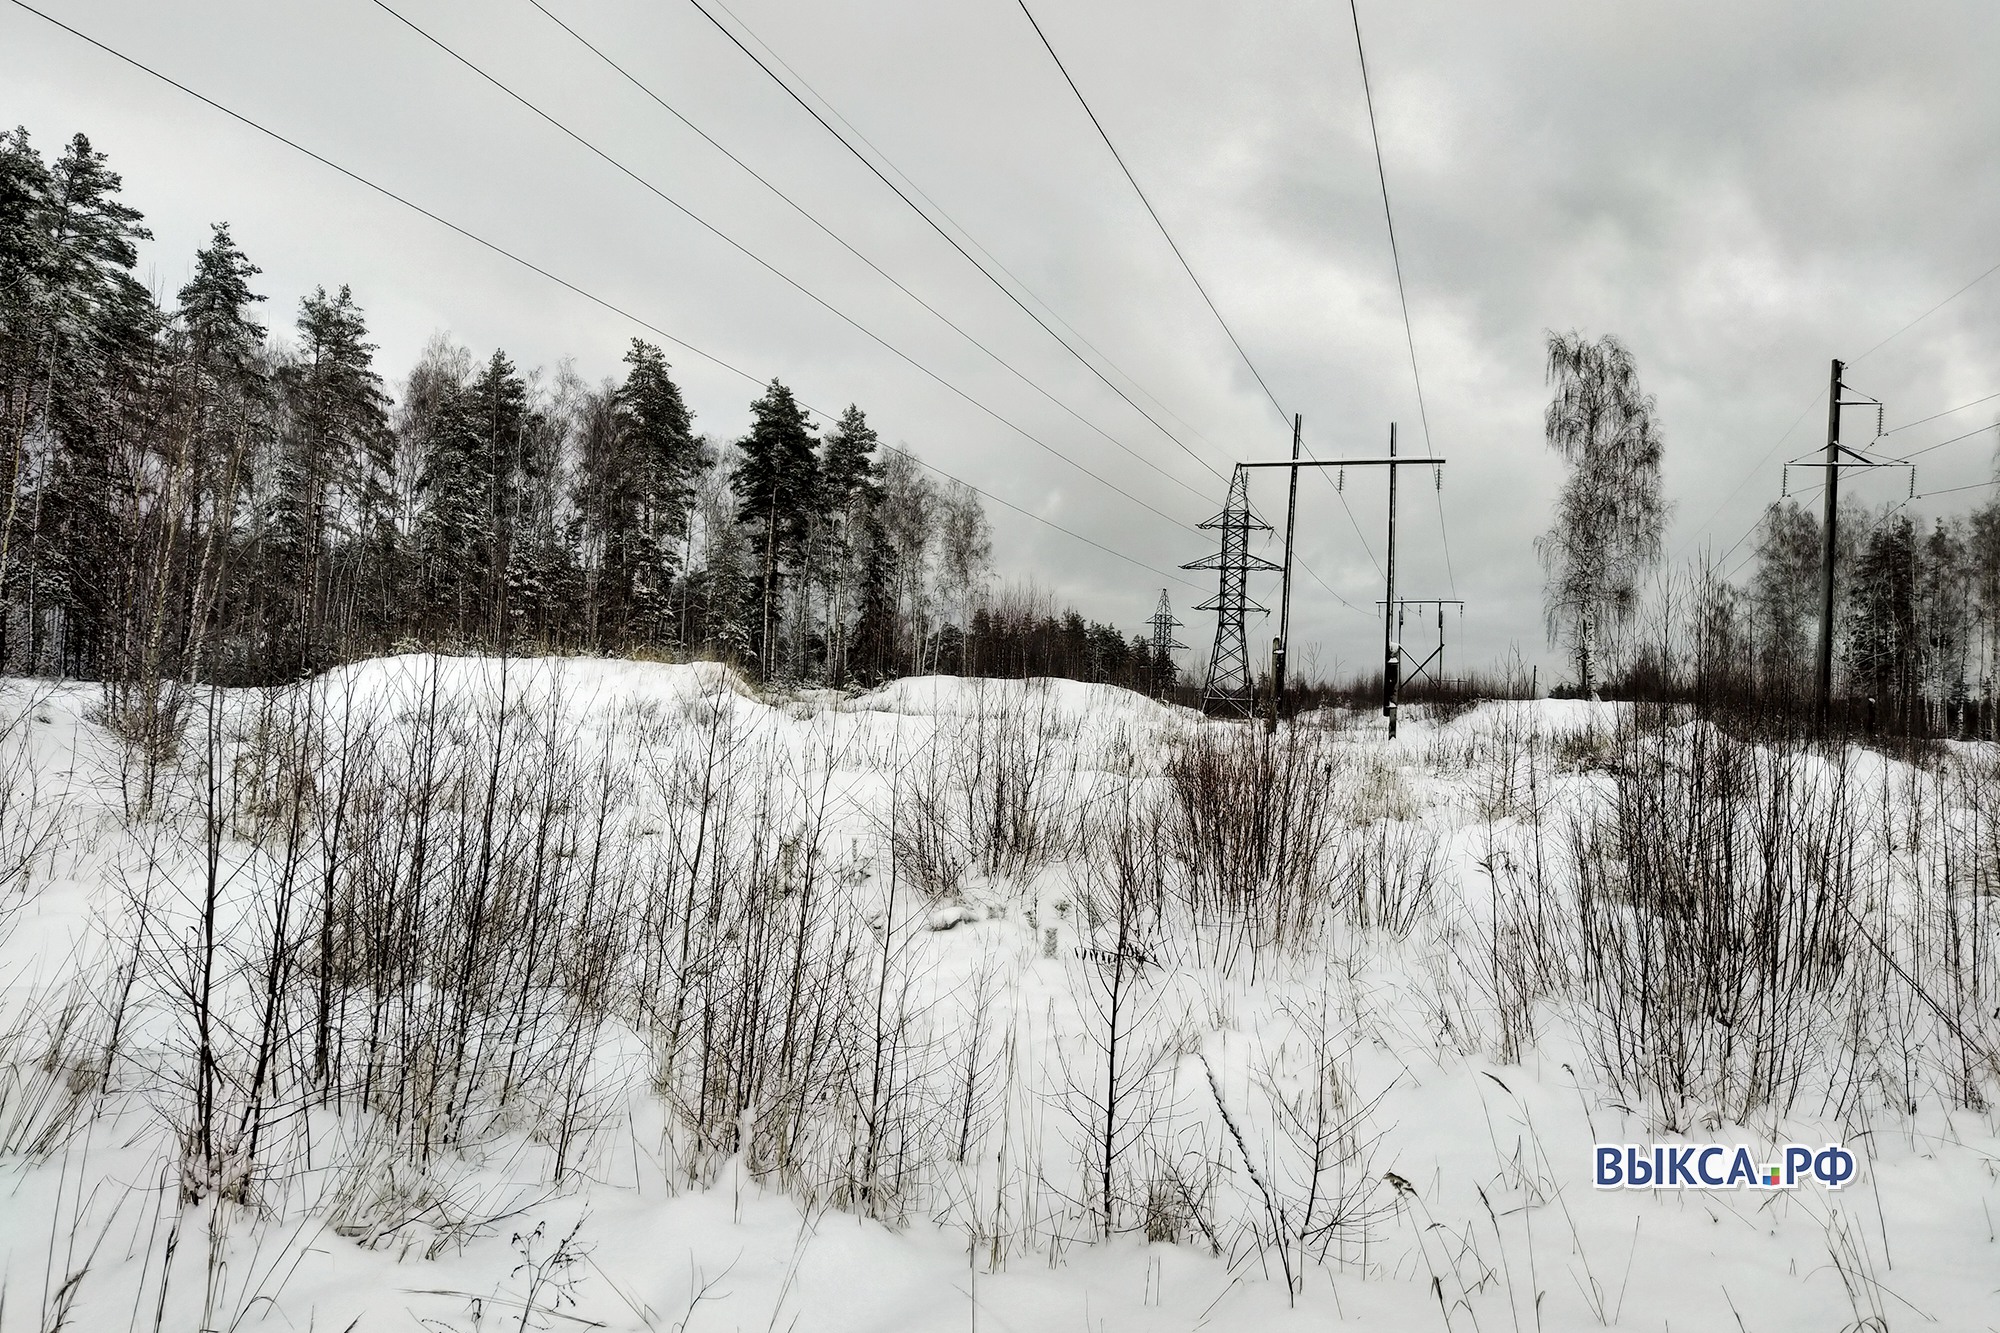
[0,125,1195,695]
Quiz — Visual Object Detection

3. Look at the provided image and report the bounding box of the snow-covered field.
[0,656,1996,1331]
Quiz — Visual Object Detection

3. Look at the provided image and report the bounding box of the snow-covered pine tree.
[408,338,487,643]
[1843,510,1918,727]
[465,350,528,642]
[610,339,699,649]
[160,222,269,681]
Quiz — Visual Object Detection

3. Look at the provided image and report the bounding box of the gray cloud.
[6,0,1997,677]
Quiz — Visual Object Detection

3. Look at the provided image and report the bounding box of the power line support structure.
[1186,466,1280,717]
[1816,359,1845,735]
[1239,426,1446,738]
[1793,359,1902,734]
[1269,413,1303,732]
[1374,598,1465,689]
[1147,589,1186,700]
[1383,423,1400,734]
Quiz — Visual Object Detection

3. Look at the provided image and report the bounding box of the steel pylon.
[1183,465,1280,717]
[1146,589,1186,698]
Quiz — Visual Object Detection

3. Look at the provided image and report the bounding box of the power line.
[690,0,1383,614]
[1007,0,1384,585]
[1882,389,2000,435]
[366,0,1193,530]
[1682,254,2000,561]
[1347,0,1452,598]
[1013,0,1288,430]
[1894,420,1999,461]
[1916,478,1999,500]
[2,0,1197,591]
[1715,415,1998,572]
[521,0,1218,512]
[677,0,1233,487]
[1855,255,2000,362]
[703,0,1236,469]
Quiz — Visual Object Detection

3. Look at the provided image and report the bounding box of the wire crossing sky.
[5,0,1998,674]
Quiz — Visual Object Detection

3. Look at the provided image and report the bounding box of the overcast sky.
[7,0,1999,679]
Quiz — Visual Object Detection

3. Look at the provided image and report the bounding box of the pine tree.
[816,404,878,680]
[267,285,390,672]
[732,379,818,676]
[466,349,527,640]
[0,130,156,671]
[850,506,897,683]
[157,222,268,681]
[409,338,487,641]
[1969,496,2000,719]
[611,339,698,646]
[1844,511,1918,725]
[1748,499,1820,687]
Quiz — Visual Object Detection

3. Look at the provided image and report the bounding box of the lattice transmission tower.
[1146,589,1186,699]
[1184,465,1280,717]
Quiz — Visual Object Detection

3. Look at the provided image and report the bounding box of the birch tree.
[1537,331,1668,694]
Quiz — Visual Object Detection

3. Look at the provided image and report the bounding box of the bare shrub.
[889,680,1090,900]
[1337,821,1445,937]
[1567,715,1855,1124]
[1161,727,1346,962]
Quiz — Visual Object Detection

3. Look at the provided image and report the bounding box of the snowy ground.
[0,656,1995,1331]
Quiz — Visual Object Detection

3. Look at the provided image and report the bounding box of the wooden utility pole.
[1269,413,1302,732]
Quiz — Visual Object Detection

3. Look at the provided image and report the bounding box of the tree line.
[0,126,1183,696]
[1537,328,2000,734]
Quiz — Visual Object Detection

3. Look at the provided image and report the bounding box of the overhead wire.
[1012,0,1284,429]
[709,0,1239,464]
[1894,421,2000,461]
[2,0,1198,590]
[1881,389,2000,435]
[1854,256,2000,363]
[1682,249,2000,562]
[1915,478,2000,500]
[521,0,1218,511]
[686,0,1375,624]
[1346,0,1453,596]
[695,0,1374,623]
[1707,399,2000,575]
[365,0,1193,530]
[703,0,1235,467]
[677,0,1233,487]
[1010,0,1385,594]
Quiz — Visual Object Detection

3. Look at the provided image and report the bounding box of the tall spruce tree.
[0,130,156,671]
[817,404,878,680]
[1844,511,1919,723]
[466,350,527,639]
[611,339,698,645]
[160,222,268,681]
[409,339,487,640]
[732,379,817,676]
[268,285,389,672]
